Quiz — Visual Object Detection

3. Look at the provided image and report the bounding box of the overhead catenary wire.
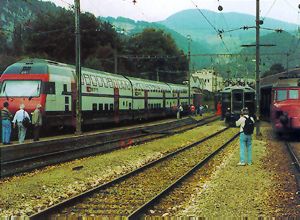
[189,0,231,53]
[261,0,277,21]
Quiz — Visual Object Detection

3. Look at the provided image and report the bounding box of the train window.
[90,75,98,86]
[104,104,109,111]
[43,82,55,94]
[222,94,231,102]
[102,78,108,88]
[244,93,254,101]
[110,104,114,110]
[107,78,114,88]
[277,90,287,101]
[233,93,242,102]
[118,81,122,89]
[125,82,130,90]
[289,90,299,99]
[123,101,125,106]
[114,80,119,88]
[97,77,104,87]
[20,66,31,74]
[65,96,69,103]
[99,103,103,111]
[83,74,91,85]
[129,102,132,109]
[63,84,67,92]
[92,103,97,111]
[0,80,42,97]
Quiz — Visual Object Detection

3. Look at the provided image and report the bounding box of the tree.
[12,23,23,56]
[0,29,8,54]
[124,28,188,83]
[24,9,121,66]
[262,63,285,78]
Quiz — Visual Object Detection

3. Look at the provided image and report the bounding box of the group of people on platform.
[1,102,42,145]
[176,104,208,119]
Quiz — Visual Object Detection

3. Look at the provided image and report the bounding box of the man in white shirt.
[235,107,255,166]
[12,104,31,144]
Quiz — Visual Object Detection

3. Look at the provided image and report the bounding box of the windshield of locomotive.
[276,89,299,101]
[0,80,41,97]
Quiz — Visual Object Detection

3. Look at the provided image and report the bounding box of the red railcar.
[260,69,300,135]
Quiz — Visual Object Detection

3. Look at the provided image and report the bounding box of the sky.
[47,0,300,24]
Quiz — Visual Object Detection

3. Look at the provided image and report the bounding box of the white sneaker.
[237,162,246,166]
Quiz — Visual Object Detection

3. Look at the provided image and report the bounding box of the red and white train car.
[0,59,192,129]
[260,68,300,135]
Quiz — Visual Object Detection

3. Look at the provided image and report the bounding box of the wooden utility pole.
[75,0,82,134]
[255,0,261,136]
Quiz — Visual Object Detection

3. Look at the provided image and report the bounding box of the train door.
[260,87,272,119]
[231,89,243,114]
[71,82,76,127]
[177,91,180,106]
[163,91,166,108]
[114,87,119,123]
[221,92,231,118]
[144,90,148,119]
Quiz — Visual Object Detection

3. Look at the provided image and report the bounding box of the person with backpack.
[236,107,255,166]
[12,104,31,144]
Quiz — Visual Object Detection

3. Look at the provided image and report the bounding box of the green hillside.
[0,0,62,42]
[160,9,298,52]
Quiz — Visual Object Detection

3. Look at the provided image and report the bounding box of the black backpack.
[243,116,254,135]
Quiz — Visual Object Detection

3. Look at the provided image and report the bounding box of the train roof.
[260,68,300,88]
[3,58,127,79]
[220,86,255,93]
[273,78,300,88]
[126,76,171,91]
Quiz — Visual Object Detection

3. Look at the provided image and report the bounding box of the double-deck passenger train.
[0,59,198,128]
[220,86,256,126]
[260,68,300,134]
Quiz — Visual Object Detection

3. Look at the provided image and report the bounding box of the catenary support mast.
[75,0,82,134]
[255,0,261,136]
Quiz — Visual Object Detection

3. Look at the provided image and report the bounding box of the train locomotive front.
[220,86,256,126]
[269,72,300,134]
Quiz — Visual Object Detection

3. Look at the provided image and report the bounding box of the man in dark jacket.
[236,108,255,166]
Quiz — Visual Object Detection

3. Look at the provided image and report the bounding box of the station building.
[191,68,224,92]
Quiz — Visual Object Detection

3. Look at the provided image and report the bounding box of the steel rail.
[285,142,300,196]
[128,132,239,219]
[285,142,300,172]
[1,115,219,178]
[29,126,229,220]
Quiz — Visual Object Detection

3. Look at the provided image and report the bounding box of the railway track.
[29,127,239,219]
[285,142,300,195]
[1,115,219,178]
